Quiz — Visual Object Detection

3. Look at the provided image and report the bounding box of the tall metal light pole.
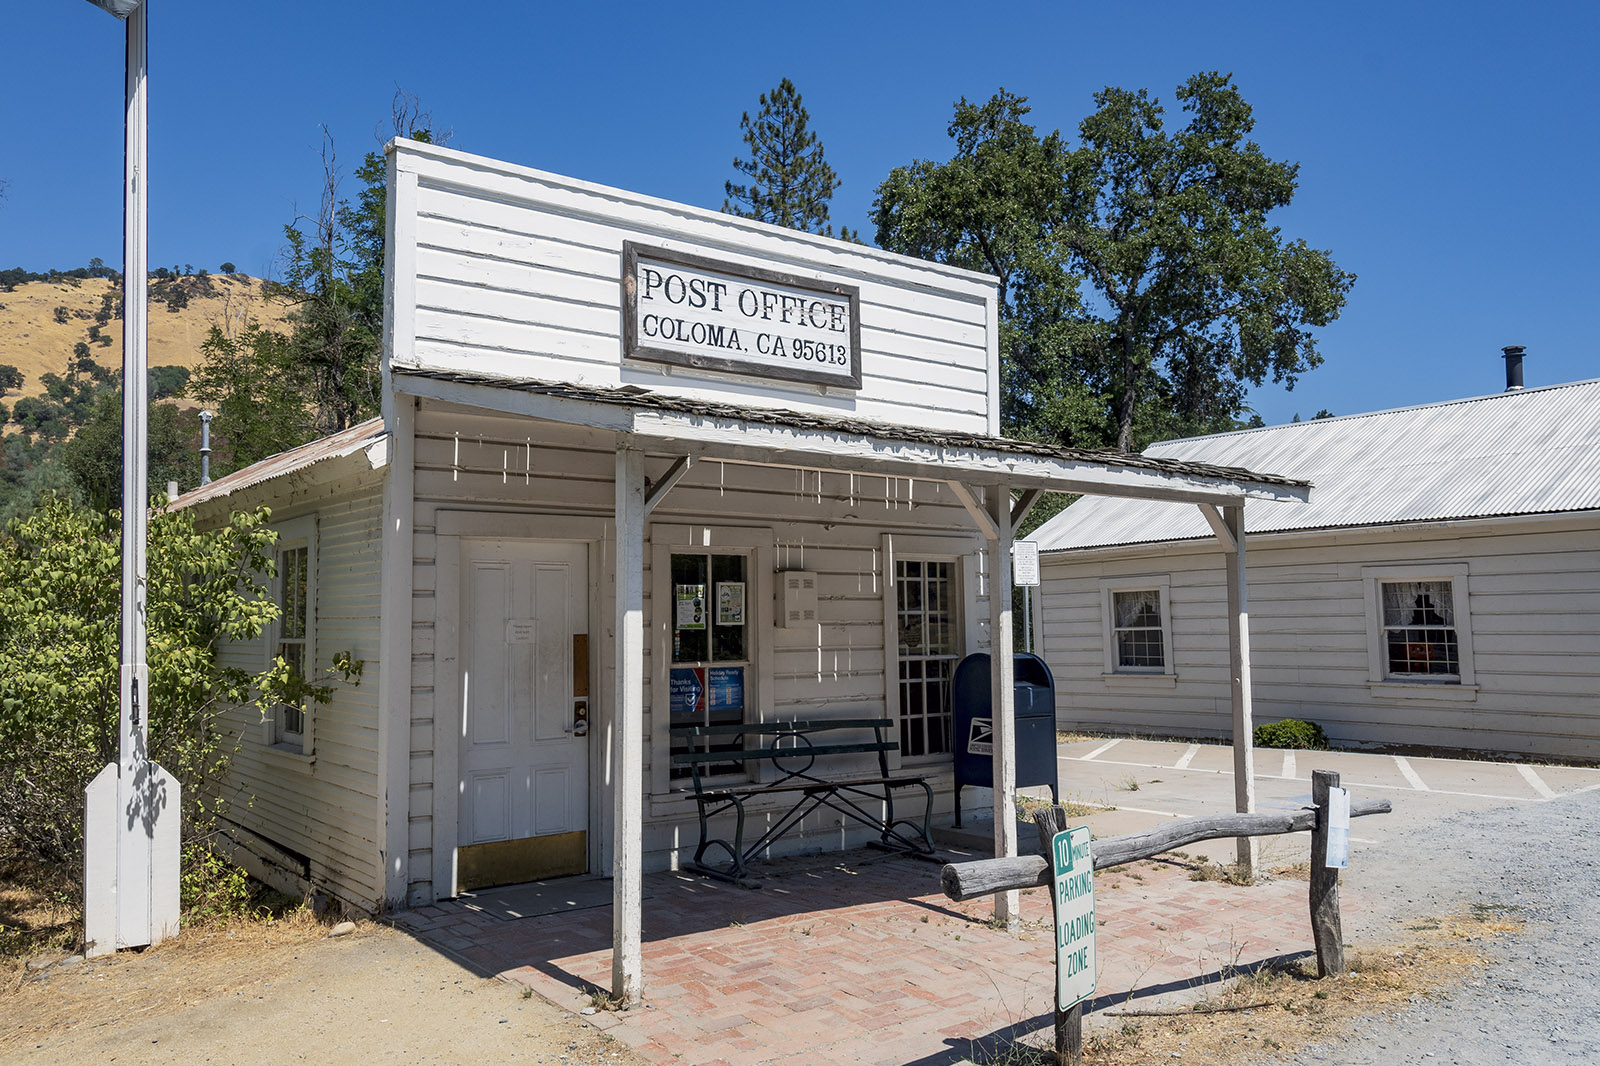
[82,0,180,958]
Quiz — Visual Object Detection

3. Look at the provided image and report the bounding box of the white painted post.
[1223,504,1258,875]
[85,0,179,957]
[376,396,415,908]
[986,486,1019,927]
[612,446,646,1003]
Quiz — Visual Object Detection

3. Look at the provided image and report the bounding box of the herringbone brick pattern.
[396,850,1347,1066]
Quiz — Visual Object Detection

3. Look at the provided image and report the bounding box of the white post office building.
[177,139,1306,997]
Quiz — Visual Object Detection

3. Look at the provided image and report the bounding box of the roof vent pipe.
[1501,345,1525,391]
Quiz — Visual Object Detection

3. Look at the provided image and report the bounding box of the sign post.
[1034,808,1095,1064]
[1013,540,1039,652]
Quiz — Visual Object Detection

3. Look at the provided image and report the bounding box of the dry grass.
[0,274,287,409]
[2,903,344,1041]
[1016,795,1105,821]
[0,849,80,968]
[1062,904,1525,1064]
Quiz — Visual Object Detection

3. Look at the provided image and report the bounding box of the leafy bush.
[0,497,287,868]
[1253,718,1330,750]
[180,840,254,922]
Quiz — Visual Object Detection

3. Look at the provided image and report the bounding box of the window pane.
[1382,581,1454,628]
[1113,590,1160,629]
[670,553,709,664]
[711,555,748,662]
[1117,629,1165,668]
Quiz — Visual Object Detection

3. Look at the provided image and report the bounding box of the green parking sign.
[1050,826,1097,1010]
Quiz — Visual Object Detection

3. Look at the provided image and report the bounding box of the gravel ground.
[1273,789,1600,1066]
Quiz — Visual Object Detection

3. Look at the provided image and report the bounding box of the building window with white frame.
[668,550,751,780]
[1363,564,1474,692]
[1099,578,1174,679]
[896,559,959,758]
[1380,580,1460,678]
[268,517,317,752]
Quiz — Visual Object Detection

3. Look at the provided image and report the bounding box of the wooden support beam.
[1010,487,1043,537]
[1197,502,1235,552]
[643,454,694,517]
[947,480,999,540]
[941,798,1393,901]
[612,447,646,1003]
[986,486,1019,928]
[1223,503,1257,874]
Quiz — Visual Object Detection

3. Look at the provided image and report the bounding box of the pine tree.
[724,78,855,240]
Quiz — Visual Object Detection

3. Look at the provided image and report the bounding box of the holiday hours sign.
[622,242,862,389]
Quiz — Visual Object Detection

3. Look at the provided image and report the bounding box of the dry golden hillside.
[0,273,292,402]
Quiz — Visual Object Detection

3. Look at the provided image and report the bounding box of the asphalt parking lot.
[1049,737,1600,854]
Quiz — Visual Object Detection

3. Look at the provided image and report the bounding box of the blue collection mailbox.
[950,652,1059,824]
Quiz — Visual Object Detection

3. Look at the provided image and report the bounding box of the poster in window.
[675,584,707,630]
[716,582,746,626]
[707,666,744,714]
[669,667,706,718]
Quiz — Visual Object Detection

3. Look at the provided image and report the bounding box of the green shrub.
[181,841,254,922]
[1254,718,1329,750]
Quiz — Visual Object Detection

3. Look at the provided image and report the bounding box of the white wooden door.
[458,540,589,883]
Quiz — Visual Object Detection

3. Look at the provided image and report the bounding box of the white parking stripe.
[1174,744,1200,770]
[1282,752,1296,780]
[1079,738,1123,761]
[1394,756,1430,791]
[1516,763,1558,800]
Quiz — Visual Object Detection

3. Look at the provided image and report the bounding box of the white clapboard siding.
[1039,514,1600,760]
[394,142,998,436]
[403,401,990,897]
[217,485,386,909]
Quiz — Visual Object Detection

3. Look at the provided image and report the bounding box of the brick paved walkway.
[395,849,1344,1066]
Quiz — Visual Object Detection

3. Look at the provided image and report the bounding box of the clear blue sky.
[4,1,1596,426]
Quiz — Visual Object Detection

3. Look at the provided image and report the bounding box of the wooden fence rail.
[942,794,1391,901]
[943,771,1391,1065]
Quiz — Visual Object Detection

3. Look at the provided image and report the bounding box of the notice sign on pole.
[1324,786,1351,868]
[1049,826,1097,1011]
[1013,540,1040,587]
[622,242,862,389]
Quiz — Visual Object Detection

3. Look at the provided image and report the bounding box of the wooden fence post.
[1032,807,1084,1065]
[1309,769,1345,977]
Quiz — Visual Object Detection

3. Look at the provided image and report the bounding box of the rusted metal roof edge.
[167,417,388,511]
[392,369,1311,493]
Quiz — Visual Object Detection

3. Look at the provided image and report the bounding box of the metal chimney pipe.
[1502,345,1526,391]
[199,409,213,484]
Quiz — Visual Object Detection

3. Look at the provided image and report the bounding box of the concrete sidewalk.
[398,845,1342,1066]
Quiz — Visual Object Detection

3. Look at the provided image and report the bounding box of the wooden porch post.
[613,446,646,1002]
[1223,503,1257,874]
[986,486,1019,927]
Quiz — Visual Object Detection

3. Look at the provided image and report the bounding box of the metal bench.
[668,718,936,884]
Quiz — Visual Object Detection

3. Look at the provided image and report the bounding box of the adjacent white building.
[174,139,1305,997]
[1033,372,1600,762]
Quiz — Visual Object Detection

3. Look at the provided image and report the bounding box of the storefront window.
[669,552,750,779]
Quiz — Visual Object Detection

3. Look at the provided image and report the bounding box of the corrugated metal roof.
[1035,378,1600,552]
[169,418,388,510]
[396,369,1310,494]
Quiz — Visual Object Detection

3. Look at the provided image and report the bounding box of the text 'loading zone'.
[1051,826,1096,1011]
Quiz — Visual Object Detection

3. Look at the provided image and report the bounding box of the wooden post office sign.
[622,242,862,389]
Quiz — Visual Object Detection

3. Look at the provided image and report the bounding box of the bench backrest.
[669,718,900,787]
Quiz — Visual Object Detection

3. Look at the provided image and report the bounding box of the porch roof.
[392,369,1312,507]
